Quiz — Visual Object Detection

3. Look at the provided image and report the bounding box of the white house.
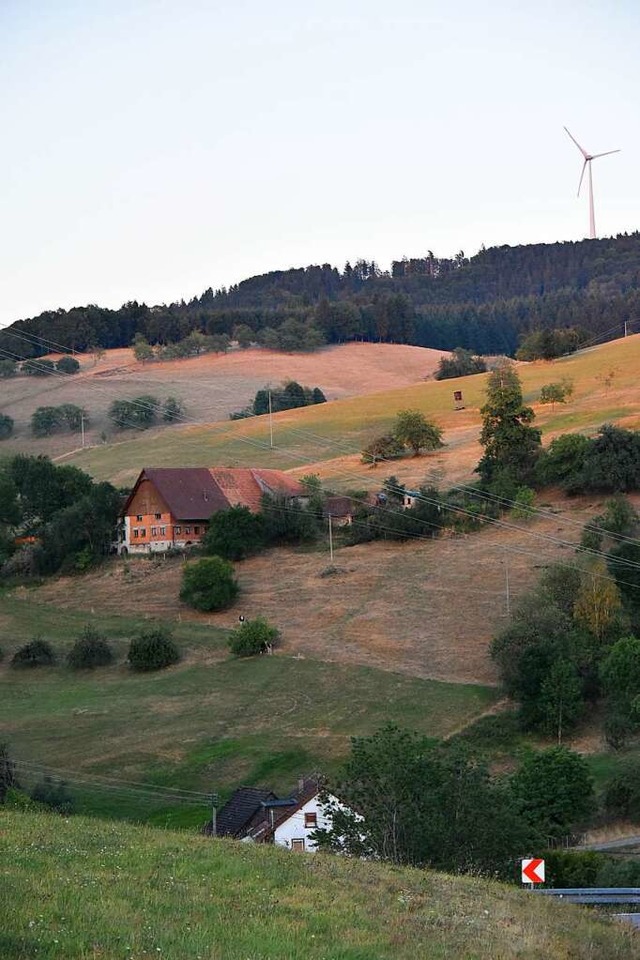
[207,778,351,853]
[272,790,339,853]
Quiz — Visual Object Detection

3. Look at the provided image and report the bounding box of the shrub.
[128,625,180,672]
[435,348,486,380]
[204,506,265,560]
[24,358,55,376]
[56,355,80,374]
[30,776,74,814]
[67,625,114,669]
[11,638,56,668]
[162,396,184,423]
[0,414,14,440]
[511,486,535,520]
[31,406,62,437]
[180,556,239,611]
[228,617,279,657]
[543,849,604,888]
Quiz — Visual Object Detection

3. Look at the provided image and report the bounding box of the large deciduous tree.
[393,410,443,457]
[510,747,595,843]
[315,725,532,877]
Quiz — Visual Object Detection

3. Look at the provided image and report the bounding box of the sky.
[1,0,638,327]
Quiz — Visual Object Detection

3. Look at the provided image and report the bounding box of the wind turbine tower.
[564,127,620,240]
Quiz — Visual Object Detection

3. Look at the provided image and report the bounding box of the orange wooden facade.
[125,477,208,548]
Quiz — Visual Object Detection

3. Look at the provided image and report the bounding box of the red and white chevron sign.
[521,858,545,884]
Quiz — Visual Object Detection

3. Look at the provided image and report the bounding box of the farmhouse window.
[304,812,317,828]
[160,527,166,536]
[151,527,157,536]
[291,839,305,851]
[140,528,146,537]
[133,529,139,538]
[136,514,143,522]
[155,513,162,520]
[175,526,182,534]
[194,526,200,535]
[185,526,191,534]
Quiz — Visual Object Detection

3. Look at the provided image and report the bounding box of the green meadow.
[0,591,497,825]
[2,811,638,960]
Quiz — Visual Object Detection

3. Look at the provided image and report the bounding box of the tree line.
[3,232,640,361]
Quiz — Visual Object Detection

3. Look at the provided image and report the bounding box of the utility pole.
[211,794,217,837]
[504,548,511,617]
[624,320,629,338]
[328,514,334,563]
[268,389,273,449]
[81,413,85,448]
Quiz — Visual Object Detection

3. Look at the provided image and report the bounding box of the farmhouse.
[204,778,346,853]
[120,466,304,553]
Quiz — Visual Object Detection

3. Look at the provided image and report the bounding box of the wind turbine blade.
[564,126,589,158]
[591,149,621,159]
[577,159,587,197]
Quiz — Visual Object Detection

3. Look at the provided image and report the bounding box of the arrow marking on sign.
[522,858,545,884]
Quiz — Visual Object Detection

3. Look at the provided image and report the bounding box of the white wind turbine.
[564,126,620,239]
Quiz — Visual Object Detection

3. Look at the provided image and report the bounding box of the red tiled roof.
[208,468,305,513]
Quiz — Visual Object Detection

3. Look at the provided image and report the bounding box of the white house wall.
[273,794,342,852]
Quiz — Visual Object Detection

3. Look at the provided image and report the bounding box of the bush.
[435,348,487,380]
[127,625,180,672]
[0,414,14,440]
[108,396,159,430]
[511,486,535,520]
[180,556,239,611]
[67,625,114,669]
[204,506,265,560]
[56,355,80,374]
[11,638,56,668]
[543,849,604,888]
[228,617,279,657]
[30,776,74,814]
[24,358,55,376]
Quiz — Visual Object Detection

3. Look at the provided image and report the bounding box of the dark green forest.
[2,233,640,359]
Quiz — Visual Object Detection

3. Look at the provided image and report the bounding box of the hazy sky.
[1,0,638,327]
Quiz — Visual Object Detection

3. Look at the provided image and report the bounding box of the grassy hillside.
[0,342,445,458]
[2,811,638,960]
[58,334,640,489]
[0,589,497,824]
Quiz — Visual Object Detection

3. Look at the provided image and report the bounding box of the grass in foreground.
[1,811,638,960]
[0,593,497,825]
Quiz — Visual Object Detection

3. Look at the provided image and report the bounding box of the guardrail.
[533,888,640,905]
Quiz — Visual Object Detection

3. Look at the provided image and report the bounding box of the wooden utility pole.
[268,390,273,449]
[328,514,334,563]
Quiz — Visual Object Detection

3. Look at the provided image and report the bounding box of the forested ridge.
[3,232,640,359]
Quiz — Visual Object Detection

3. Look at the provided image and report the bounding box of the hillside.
[0,342,446,458]
[1,811,638,960]
[57,333,640,490]
[0,585,498,820]
[2,233,640,359]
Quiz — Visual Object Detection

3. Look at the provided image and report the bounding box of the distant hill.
[2,233,640,360]
[2,811,638,959]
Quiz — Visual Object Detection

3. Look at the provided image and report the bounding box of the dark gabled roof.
[122,467,230,520]
[214,787,278,838]
[245,777,324,842]
[323,495,355,519]
[121,467,305,521]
